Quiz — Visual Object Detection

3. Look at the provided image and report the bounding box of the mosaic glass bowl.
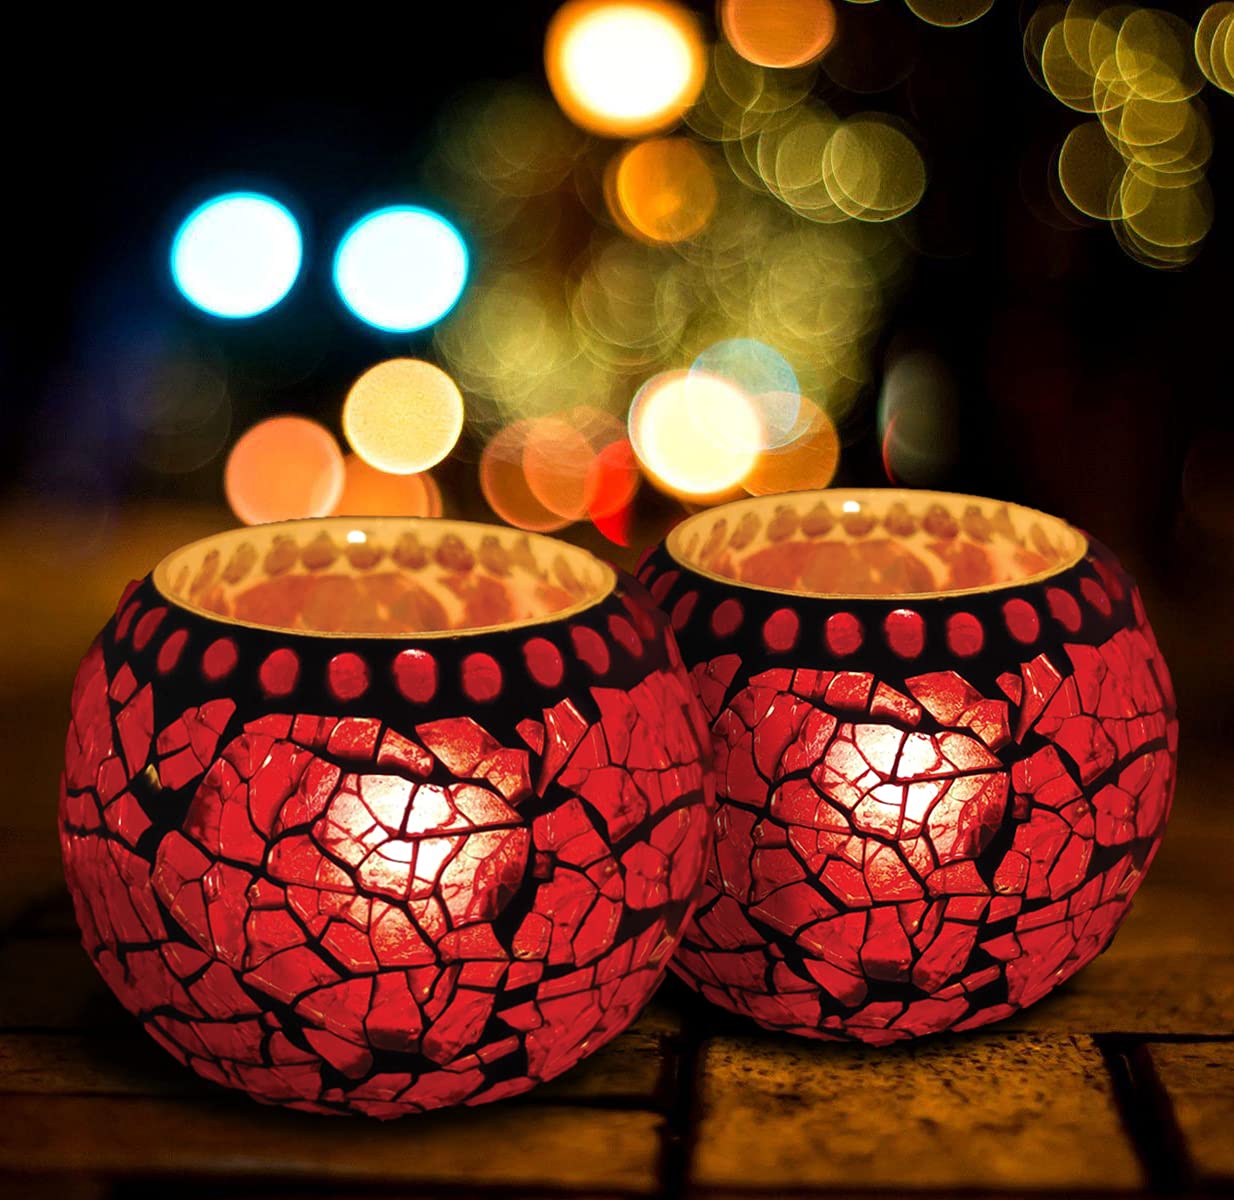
[638,489,1177,1043]
[60,517,712,1114]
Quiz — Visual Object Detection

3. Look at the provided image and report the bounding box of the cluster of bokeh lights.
[169,0,1219,544]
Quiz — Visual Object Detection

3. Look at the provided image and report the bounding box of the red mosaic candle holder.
[60,517,712,1114]
[637,489,1177,1043]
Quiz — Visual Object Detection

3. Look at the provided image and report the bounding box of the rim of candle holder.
[152,515,619,640]
[664,487,1089,602]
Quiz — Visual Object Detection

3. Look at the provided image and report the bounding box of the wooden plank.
[0,1094,663,1192]
[0,938,126,1030]
[0,1030,203,1098]
[693,1032,1141,1192]
[1148,1041,1234,1183]
[1002,881,1234,1036]
[0,1020,670,1106]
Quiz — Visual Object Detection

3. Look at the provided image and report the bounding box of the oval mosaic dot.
[1081,576,1112,617]
[1003,598,1041,644]
[763,608,800,653]
[259,648,300,698]
[1046,586,1082,633]
[884,609,925,659]
[202,637,239,682]
[328,652,370,702]
[711,598,744,639]
[115,601,141,642]
[608,613,644,659]
[393,648,438,703]
[461,652,503,702]
[621,593,658,641]
[132,607,167,653]
[571,625,612,676]
[671,591,698,632]
[524,637,565,688]
[156,629,188,675]
[824,612,863,657]
[945,611,984,658]
[648,570,679,606]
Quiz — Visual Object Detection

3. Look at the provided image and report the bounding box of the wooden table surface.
[1,502,1231,1199]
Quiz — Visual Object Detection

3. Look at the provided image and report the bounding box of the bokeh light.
[332,454,437,517]
[904,0,994,27]
[480,421,572,531]
[823,116,927,221]
[720,0,837,69]
[629,369,762,496]
[224,416,344,525]
[545,1,705,137]
[1196,3,1234,95]
[522,415,596,521]
[333,206,468,332]
[171,193,302,318]
[690,338,801,449]
[879,351,959,486]
[343,358,465,475]
[609,138,717,243]
[744,396,840,494]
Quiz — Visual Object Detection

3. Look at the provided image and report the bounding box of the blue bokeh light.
[690,338,802,449]
[171,192,302,318]
[333,206,469,333]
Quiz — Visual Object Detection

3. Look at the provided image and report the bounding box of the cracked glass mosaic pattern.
[59,520,711,1114]
[639,491,1178,1043]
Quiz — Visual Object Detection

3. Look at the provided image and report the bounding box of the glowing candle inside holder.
[637,488,1177,1043]
[60,518,712,1114]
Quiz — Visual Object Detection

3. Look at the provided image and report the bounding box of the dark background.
[5,1,1232,733]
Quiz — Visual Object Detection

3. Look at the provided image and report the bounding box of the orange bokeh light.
[522,416,597,521]
[744,396,840,494]
[480,421,572,532]
[332,454,437,517]
[609,137,717,243]
[720,0,837,69]
[545,1,706,137]
[224,415,345,526]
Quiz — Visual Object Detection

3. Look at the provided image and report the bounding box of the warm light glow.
[745,397,840,494]
[610,138,717,243]
[342,359,465,475]
[545,1,705,137]
[823,116,926,221]
[691,339,801,450]
[171,193,301,318]
[629,370,761,496]
[904,0,994,27]
[332,453,436,517]
[480,421,572,531]
[224,416,344,525]
[522,416,597,520]
[346,529,367,544]
[720,0,836,68]
[334,206,468,332]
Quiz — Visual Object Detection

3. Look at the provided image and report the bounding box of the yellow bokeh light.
[545,1,705,137]
[629,370,762,496]
[342,358,464,475]
[224,416,345,526]
[745,396,840,494]
[904,0,994,28]
[1057,121,1126,220]
[720,0,837,69]
[1196,4,1234,94]
[609,137,717,243]
[822,116,927,221]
